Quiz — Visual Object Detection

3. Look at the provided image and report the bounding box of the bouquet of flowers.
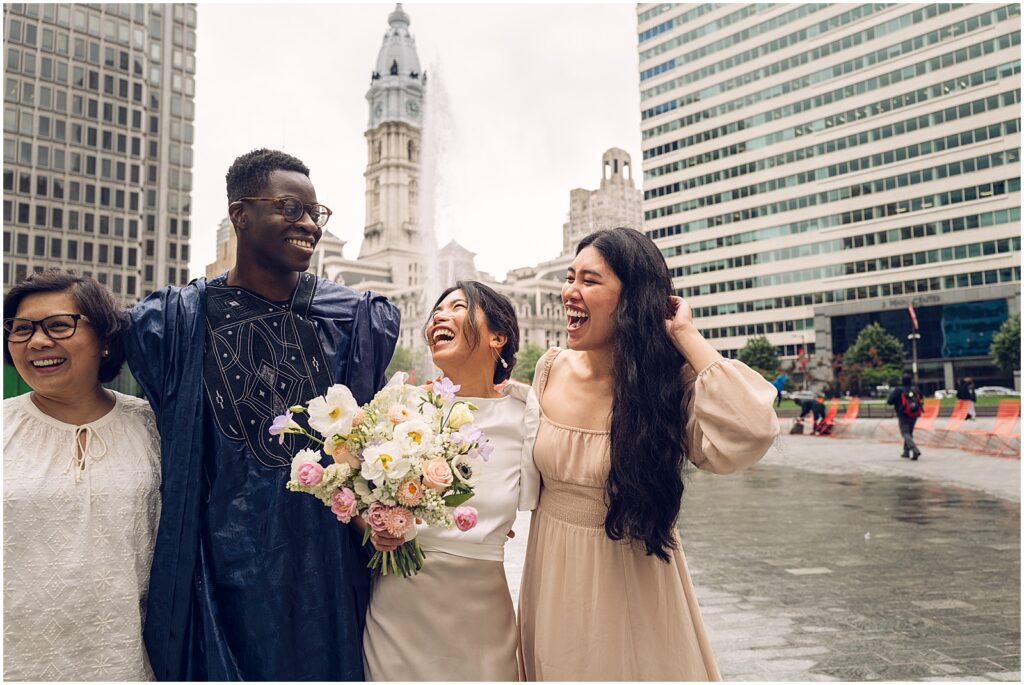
[272,373,489,577]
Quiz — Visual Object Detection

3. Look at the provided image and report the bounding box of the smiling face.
[8,290,104,400]
[562,246,623,352]
[232,169,322,275]
[426,289,500,377]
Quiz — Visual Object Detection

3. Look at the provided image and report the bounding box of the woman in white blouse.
[362,280,539,681]
[3,270,161,681]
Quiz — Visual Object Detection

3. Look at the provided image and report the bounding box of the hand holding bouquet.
[274,373,489,577]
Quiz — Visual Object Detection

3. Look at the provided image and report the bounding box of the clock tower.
[359,3,426,283]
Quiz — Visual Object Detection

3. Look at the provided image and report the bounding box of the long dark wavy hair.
[576,228,687,562]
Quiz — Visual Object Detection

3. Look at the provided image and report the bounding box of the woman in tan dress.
[518,228,780,681]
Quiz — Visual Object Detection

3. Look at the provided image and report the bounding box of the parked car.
[974,386,1021,396]
[787,391,817,403]
[933,389,956,399]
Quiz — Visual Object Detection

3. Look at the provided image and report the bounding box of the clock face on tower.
[406,100,420,117]
[374,102,384,120]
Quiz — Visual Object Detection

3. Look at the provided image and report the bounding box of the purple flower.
[433,377,460,403]
[476,441,495,462]
[450,423,482,445]
[269,411,302,445]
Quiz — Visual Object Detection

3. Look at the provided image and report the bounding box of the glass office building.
[3,3,197,302]
[638,3,1021,390]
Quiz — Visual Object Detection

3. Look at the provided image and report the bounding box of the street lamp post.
[907,301,920,386]
[908,332,921,385]
[793,333,809,390]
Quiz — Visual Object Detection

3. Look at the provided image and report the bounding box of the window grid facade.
[638,3,1022,364]
[3,3,197,301]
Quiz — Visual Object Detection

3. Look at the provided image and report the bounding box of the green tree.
[843,322,905,367]
[990,314,1021,373]
[511,343,546,384]
[737,335,779,376]
[838,323,905,396]
[385,345,426,382]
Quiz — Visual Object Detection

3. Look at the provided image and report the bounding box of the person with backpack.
[887,372,924,460]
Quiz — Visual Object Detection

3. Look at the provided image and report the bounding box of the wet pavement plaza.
[505,431,1020,681]
[679,436,1021,681]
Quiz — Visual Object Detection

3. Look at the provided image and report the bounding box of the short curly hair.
[225,148,310,203]
[3,270,127,383]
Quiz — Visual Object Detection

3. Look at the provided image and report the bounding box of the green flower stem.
[365,539,425,578]
[293,427,325,446]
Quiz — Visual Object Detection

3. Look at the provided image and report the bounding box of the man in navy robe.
[125,149,400,680]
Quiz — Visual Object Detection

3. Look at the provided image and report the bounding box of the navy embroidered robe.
[126,273,400,680]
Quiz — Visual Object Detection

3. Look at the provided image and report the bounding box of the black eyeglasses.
[236,196,333,228]
[4,314,91,343]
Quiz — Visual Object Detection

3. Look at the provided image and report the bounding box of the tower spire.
[359,5,426,264]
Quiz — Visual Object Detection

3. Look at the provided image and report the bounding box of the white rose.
[393,418,433,455]
[307,384,359,438]
[446,403,475,430]
[289,449,323,482]
[361,441,412,483]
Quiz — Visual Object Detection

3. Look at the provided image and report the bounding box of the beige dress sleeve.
[683,358,781,474]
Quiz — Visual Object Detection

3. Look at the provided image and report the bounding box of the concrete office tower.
[638,3,1021,391]
[3,3,197,302]
[561,148,643,256]
[204,217,234,279]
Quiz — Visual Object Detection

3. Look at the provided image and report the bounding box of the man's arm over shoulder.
[314,279,401,400]
[125,281,205,415]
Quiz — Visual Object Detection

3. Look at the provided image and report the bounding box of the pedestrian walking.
[887,372,924,460]
[956,377,977,420]
[771,371,788,408]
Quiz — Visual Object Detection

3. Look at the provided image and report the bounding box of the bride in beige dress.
[518,228,780,681]
[363,281,540,681]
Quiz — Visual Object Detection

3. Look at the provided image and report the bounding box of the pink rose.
[296,462,324,487]
[384,506,414,537]
[365,501,389,532]
[421,459,453,492]
[453,506,478,532]
[330,488,358,522]
[352,408,365,427]
[332,443,361,468]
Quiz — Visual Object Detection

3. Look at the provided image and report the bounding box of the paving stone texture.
[504,429,1021,681]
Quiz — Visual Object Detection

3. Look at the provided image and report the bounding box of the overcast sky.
[191,2,642,279]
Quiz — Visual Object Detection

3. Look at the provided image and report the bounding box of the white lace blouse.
[3,391,161,681]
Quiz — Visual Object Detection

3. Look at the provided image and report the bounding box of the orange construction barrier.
[962,400,1020,457]
[914,399,942,430]
[829,398,861,438]
[815,398,841,436]
[924,399,972,448]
